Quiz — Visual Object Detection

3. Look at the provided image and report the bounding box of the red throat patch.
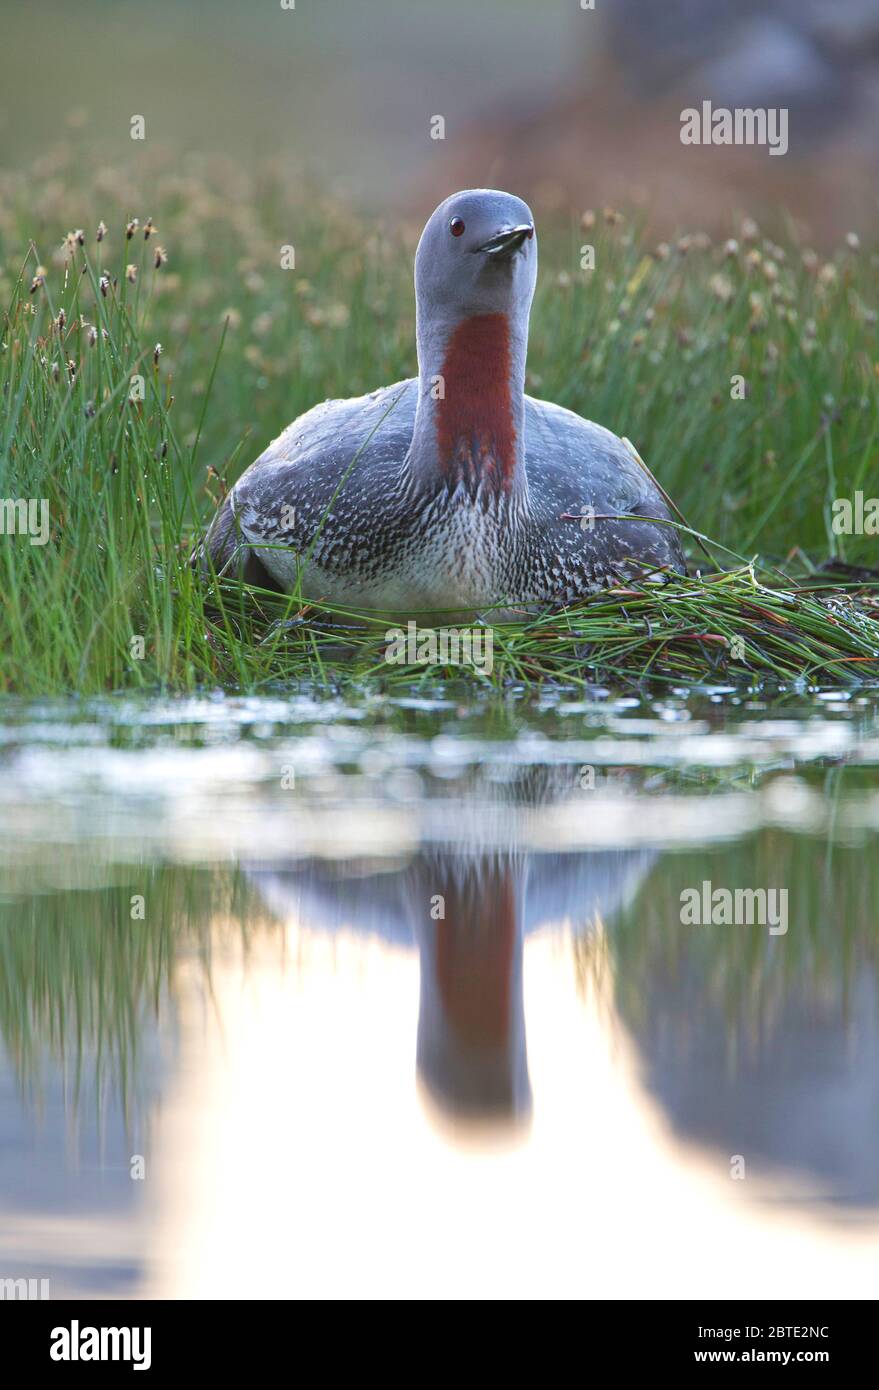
[435,312,517,492]
[434,867,516,1047]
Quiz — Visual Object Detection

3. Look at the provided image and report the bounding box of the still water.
[1,685,878,1299]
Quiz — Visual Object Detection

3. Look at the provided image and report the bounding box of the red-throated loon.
[202,189,684,616]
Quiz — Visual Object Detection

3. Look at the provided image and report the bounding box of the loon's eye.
[449,217,465,237]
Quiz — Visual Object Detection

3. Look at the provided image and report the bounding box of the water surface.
[2,685,878,1298]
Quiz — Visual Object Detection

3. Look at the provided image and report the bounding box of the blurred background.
[2,0,878,239]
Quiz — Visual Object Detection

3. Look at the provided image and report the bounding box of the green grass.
[1,148,878,694]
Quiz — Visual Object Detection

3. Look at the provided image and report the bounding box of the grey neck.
[408,300,529,502]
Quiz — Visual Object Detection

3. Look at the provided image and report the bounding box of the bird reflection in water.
[245,842,654,1129]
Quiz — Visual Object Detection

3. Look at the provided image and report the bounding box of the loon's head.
[414,189,537,323]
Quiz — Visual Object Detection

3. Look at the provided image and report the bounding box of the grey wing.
[523,848,658,936]
[241,860,415,947]
[245,848,657,943]
[524,396,686,578]
[199,379,418,579]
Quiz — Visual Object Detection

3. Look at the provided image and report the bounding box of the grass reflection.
[0,866,275,1114]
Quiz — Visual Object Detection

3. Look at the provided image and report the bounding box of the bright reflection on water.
[1,685,879,1298]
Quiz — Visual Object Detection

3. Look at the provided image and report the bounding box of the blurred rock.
[608,0,879,137]
[423,0,879,240]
